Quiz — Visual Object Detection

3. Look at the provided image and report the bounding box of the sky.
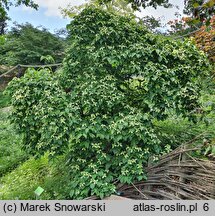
[7,0,185,33]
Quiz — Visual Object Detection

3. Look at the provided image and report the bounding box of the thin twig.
[185,152,207,170]
[131,182,148,199]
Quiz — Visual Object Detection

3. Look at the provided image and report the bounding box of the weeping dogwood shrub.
[7,6,211,199]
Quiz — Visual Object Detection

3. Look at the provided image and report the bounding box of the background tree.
[192,15,215,62]
[62,0,135,18]
[183,0,215,25]
[167,13,215,62]
[97,0,215,24]
[0,0,38,35]
[0,16,7,35]
[0,23,66,65]
[167,15,199,37]
[96,0,173,9]
[62,0,164,33]
[138,15,164,33]
[7,6,211,199]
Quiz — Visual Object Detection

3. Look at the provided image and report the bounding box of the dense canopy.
[0,24,65,65]
[6,6,211,199]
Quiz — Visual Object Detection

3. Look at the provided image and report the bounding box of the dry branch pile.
[117,145,215,200]
[86,142,215,200]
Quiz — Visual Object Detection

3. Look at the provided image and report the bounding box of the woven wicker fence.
[86,140,215,200]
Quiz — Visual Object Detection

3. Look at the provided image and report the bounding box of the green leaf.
[193,3,199,8]
[204,146,211,156]
[69,190,75,198]
[90,184,95,189]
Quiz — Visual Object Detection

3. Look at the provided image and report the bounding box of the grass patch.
[0,108,27,177]
[0,91,11,108]
[0,155,50,200]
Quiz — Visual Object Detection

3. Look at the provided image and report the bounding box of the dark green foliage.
[0,23,65,65]
[6,68,70,156]
[64,6,210,120]
[6,6,211,199]
[155,89,215,159]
